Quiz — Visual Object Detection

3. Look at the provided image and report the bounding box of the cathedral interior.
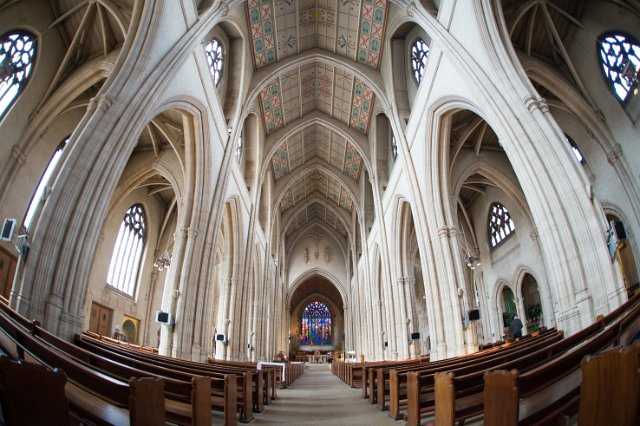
[0,0,639,425]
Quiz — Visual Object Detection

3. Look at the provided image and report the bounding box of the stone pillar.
[158,226,189,356]
[435,226,466,358]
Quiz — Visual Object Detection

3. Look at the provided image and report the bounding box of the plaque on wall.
[0,245,17,300]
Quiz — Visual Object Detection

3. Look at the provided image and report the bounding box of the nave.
[254,364,400,426]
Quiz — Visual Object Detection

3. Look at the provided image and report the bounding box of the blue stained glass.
[300,301,332,345]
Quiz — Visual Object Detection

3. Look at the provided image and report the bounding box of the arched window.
[106,204,147,297]
[390,135,398,160]
[566,134,586,165]
[205,38,224,86]
[236,134,243,161]
[488,202,515,248]
[23,138,68,230]
[0,30,37,119]
[300,301,332,346]
[410,38,430,84]
[597,31,640,103]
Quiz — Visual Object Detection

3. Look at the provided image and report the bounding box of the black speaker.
[613,220,627,240]
[384,341,388,348]
[410,332,420,340]
[468,309,481,321]
[216,334,225,341]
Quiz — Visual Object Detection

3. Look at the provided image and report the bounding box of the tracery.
[0,30,36,118]
[300,301,332,346]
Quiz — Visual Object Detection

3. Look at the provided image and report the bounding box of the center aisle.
[254,363,403,425]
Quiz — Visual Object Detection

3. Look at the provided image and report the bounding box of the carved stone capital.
[10,144,27,165]
[88,94,114,113]
[607,143,623,165]
[524,96,549,113]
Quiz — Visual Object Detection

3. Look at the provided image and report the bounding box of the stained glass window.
[23,138,68,230]
[300,301,332,345]
[107,204,147,297]
[205,38,223,86]
[597,32,640,103]
[411,38,430,84]
[488,202,515,248]
[0,30,37,119]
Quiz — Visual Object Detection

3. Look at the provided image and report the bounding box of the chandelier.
[154,252,171,271]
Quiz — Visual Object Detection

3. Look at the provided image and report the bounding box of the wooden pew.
[0,303,169,425]
[81,333,264,417]
[577,344,639,426]
[423,296,640,426]
[74,333,244,424]
[390,329,563,420]
[84,332,269,415]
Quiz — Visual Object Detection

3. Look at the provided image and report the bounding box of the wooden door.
[89,302,113,336]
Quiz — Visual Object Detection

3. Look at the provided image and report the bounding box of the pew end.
[129,377,166,426]
[483,370,519,426]
[0,356,71,426]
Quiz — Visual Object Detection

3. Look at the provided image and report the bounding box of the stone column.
[158,226,190,356]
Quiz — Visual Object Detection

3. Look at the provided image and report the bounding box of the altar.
[306,353,329,363]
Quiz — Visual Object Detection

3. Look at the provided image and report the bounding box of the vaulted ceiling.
[247,0,390,244]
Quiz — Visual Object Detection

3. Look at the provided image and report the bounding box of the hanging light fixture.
[465,255,481,270]
[153,251,171,271]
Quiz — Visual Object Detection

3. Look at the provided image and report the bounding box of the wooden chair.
[0,356,70,426]
[578,344,640,426]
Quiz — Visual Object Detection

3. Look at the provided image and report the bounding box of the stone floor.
[252,363,404,425]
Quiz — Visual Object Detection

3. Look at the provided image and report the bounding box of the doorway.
[89,302,113,336]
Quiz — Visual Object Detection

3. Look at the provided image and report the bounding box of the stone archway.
[288,276,345,360]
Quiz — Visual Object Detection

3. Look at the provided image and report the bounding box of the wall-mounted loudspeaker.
[410,332,420,340]
[155,311,172,324]
[216,334,225,341]
[1,218,16,241]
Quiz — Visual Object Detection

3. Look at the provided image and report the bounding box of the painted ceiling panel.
[246,0,388,236]
[350,77,374,133]
[248,0,278,67]
[260,79,285,133]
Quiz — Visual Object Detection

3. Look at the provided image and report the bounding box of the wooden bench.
[390,329,563,420]
[419,295,640,426]
[0,301,182,425]
[75,333,245,424]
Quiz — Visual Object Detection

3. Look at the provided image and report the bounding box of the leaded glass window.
[597,32,640,103]
[23,138,68,230]
[106,204,147,297]
[488,202,515,248]
[205,38,224,86]
[0,30,37,119]
[411,38,430,84]
[300,301,332,346]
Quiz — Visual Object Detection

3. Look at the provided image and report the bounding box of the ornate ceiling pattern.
[271,124,363,181]
[247,0,388,69]
[286,202,348,239]
[279,170,355,214]
[257,62,376,135]
[246,0,389,244]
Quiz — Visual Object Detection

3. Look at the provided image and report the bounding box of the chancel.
[0,0,639,425]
